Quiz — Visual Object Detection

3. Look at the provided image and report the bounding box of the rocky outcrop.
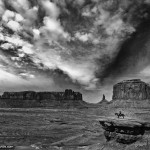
[102,94,106,101]
[99,94,109,105]
[113,79,150,100]
[1,89,82,101]
[0,89,84,108]
[99,118,150,144]
[99,79,150,145]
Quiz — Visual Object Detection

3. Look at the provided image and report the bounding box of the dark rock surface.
[1,89,82,101]
[112,79,150,100]
[0,89,85,108]
[101,95,109,103]
[99,118,150,144]
[102,94,106,101]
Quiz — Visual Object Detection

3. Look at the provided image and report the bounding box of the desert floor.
[0,107,150,150]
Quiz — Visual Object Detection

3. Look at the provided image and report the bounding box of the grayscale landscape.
[0,79,149,150]
[0,0,150,150]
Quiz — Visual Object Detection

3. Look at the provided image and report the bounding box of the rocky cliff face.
[99,118,150,144]
[1,89,82,101]
[0,89,85,108]
[113,79,150,100]
[99,79,150,145]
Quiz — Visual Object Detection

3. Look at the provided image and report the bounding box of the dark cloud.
[100,6,150,84]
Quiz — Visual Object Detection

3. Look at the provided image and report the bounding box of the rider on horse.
[115,111,125,118]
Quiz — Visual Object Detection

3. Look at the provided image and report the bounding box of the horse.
[115,111,125,119]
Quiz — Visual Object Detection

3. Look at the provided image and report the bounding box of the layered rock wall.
[0,89,83,108]
[99,118,150,144]
[1,89,82,101]
[113,79,150,100]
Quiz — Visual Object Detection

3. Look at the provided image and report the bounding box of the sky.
[0,0,150,103]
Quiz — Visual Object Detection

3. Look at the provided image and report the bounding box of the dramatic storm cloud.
[0,0,150,102]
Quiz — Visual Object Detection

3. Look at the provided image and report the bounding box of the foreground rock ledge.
[99,118,150,144]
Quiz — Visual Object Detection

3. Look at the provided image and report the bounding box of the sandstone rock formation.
[98,95,109,105]
[95,94,110,106]
[1,89,82,101]
[0,89,84,108]
[113,79,150,100]
[102,94,106,101]
[99,79,150,145]
[99,118,150,144]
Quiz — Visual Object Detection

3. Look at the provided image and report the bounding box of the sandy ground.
[0,107,149,150]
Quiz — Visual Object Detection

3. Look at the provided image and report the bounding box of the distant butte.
[113,79,150,100]
[110,79,150,108]
[0,89,87,108]
[0,89,82,101]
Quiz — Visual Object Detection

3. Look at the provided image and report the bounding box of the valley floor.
[0,107,150,150]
